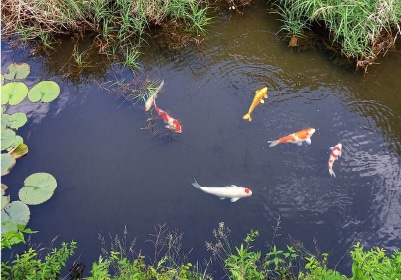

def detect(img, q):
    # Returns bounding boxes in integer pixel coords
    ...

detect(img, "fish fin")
[192,179,201,189]
[329,147,334,150]
[305,138,311,145]
[242,113,252,121]
[297,142,303,146]
[329,169,336,178]
[268,140,279,147]
[264,94,268,98]
[260,99,265,104]
[339,150,342,157]
[219,197,226,200]
[230,197,240,202]
[230,185,238,188]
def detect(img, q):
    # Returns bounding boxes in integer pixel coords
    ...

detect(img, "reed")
[274,0,401,69]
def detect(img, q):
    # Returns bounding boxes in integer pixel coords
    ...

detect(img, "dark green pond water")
[2,2,401,277]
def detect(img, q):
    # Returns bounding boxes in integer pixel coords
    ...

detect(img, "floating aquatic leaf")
[1,75,4,86]
[1,105,5,114]
[1,184,10,210]
[1,201,30,234]
[19,173,57,205]
[9,143,29,159]
[1,114,10,129]
[1,82,29,105]
[28,81,60,103]
[8,112,27,129]
[1,128,16,150]
[6,135,24,152]
[1,153,16,176]
[3,63,30,80]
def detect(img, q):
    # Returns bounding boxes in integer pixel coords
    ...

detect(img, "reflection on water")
[2,2,401,278]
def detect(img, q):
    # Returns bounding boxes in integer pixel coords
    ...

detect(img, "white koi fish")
[191,179,252,202]
[328,143,342,178]
[145,80,164,111]
[268,127,316,147]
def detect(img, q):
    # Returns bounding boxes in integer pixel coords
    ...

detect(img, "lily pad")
[6,135,24,152]
[1,114,10,129]
[1,128,16,151]
[9,143,29,159]
[19,173,57,205]
[1,184,10,210]
[8,112,27,129]
[1,82,29,105]
[1,201,30,234]
[3,63,30,80]
[1,153,16,176]
[1,75,4,86]
[28,81,60,103]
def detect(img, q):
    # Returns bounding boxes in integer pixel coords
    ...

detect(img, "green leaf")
[28,81,60,103]
[1,113,10,129]
[10,143,29,159]
[1,128,16,151]
[1,184,10,210]
[1,153,16,176]
[6,135,24,152]
[8,112,27,129]
[19,173,57,205]
[1,201,30,234]
[1,82,29,105]
[3,63,30,80]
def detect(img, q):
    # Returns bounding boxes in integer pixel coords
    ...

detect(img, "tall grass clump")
[1,0,212,71]
[274,0,401,70]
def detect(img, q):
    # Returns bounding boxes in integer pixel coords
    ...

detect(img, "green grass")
[2,222,401,279]
[273,0,401,69]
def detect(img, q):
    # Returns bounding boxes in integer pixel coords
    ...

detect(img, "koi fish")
[191,179,252,202]
[154,102,182,133]
[144,80,164,111]
[243,86,268,122]
[328,143,342,178]
[268,127,316,147]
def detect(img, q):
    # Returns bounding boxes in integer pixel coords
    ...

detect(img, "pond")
[2,2,401,277]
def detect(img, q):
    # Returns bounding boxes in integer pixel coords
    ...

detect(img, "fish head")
[307,128,316,137]
[172,119,182,133]
[256,87,268,99]
[243,187,252,197]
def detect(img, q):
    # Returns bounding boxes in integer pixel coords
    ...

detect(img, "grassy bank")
[2,222,400,279]
[273,0,401,71]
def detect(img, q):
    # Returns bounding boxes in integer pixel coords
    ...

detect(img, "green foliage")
[1,223,38,249]
[274,0,401,64]
[351,242,401,280]
[1,241,77,280]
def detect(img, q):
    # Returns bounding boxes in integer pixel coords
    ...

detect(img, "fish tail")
[242,113,252,122]
[268,140,279,147]
[328,168,336,178]
[192,178,201,189]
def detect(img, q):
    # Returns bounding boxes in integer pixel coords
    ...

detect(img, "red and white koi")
[191,179,252,202]
[328,143,342,178]
[154,102,182,133]
[268,127,316,147]
[145,80,165,111]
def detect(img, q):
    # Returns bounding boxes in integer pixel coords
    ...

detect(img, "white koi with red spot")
[191,179,252,202]
[328,143,342,178]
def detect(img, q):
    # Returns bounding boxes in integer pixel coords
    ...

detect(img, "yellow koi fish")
[242,86,268,122]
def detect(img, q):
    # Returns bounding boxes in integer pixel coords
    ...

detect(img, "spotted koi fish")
[328,143,342,178]
[154,102,182,133]
[268,127,316,147]
[191,179,252,202]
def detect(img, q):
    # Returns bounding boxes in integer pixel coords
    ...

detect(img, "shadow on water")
[2,1,401,278]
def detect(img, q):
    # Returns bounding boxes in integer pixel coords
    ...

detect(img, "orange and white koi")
[243,86,268,122]
[191,179,252,202]
[328,143,342,178]
[144,80,164,111]
[268,127,316,147]
[154,102,182,133]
